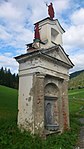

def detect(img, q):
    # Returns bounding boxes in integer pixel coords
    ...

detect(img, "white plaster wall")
[19,51,68,73]
[18,55,69,80]
[18,75,34,132]
[39,57,68,75]
[39,19,63,49]
[19,57,39,71]
[39,23,48,41]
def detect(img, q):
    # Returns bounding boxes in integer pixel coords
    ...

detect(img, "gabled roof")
[34,17,65,33]
[41,45,74,68]
[15,45,74,68]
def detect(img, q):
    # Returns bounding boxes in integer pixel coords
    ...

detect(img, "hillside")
[0,85,84,148]
[70,69,84,79]
[69,70,84,89]
[0,85,18,123]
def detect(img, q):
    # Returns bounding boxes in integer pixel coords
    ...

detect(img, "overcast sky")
[0,0,84,73]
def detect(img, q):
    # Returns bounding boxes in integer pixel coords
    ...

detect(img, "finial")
[46,2,55,20]
[34,23,40,41]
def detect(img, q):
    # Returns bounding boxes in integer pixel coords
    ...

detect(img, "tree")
[0,67,18,89]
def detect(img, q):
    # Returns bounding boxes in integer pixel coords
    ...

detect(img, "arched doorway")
[44,83,59,131]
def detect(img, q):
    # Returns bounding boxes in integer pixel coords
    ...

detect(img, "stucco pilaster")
[62,79,70,130]
[33,73,45,135]
[58,84,64,132]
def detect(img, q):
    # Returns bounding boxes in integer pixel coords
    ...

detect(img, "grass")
[0,85,18,124]
[0,85,84,149]
[69,88,84,117]
[69,72,84,89]
[69,88,84,99]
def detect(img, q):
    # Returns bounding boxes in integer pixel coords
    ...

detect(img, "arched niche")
[44,83,59,131]
[44,83,59,97]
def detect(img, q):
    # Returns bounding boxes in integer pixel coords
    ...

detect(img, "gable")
[42,46,74,68]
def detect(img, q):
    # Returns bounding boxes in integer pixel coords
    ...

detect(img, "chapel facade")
[15,3,74,136]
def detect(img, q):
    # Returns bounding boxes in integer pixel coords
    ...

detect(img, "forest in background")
[0,67,18,89]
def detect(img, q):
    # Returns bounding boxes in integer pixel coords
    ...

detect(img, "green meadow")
[0,85,18,124]
[69,88,84,117]
[0,85,84,149]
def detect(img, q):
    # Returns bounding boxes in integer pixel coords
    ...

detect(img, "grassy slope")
[0,85,84,149]
[0,85,18,124]
[70,70,84,79]
[69,88,84,117]
[69,72,84,89]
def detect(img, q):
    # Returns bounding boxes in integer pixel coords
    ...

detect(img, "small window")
[51,28,59,43]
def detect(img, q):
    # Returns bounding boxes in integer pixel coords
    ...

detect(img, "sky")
[0,0,84,74]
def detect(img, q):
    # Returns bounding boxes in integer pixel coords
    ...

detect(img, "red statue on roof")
[48,2,54,20]
[34,23,40,40]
